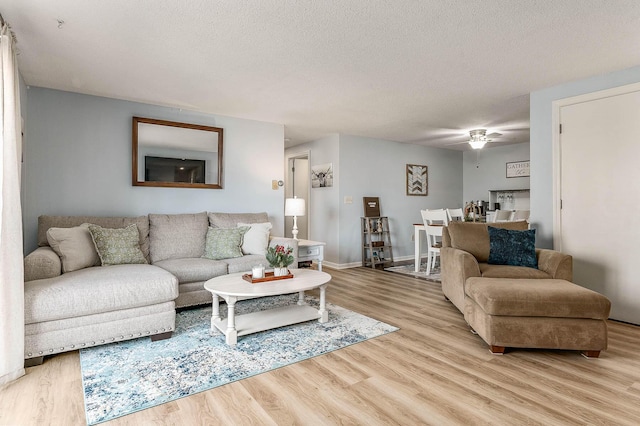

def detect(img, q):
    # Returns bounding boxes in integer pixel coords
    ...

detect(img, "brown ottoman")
[464,278,611,357]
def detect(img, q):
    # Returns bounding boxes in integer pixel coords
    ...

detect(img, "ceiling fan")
[441,128,506,149]
[467,129,503,149]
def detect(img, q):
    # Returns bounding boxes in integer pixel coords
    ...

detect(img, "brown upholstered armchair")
[440,221,610,357]
[441,221,573,312]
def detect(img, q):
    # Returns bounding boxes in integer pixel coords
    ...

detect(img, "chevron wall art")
[406,164,428,196]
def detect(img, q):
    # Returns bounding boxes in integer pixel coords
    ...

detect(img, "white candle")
[252,265,264,278]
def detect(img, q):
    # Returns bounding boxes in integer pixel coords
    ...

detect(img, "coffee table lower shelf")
[211,304,322,343]
[204,269,332,345]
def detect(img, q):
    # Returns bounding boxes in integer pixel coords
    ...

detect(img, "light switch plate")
[344,196,353,204]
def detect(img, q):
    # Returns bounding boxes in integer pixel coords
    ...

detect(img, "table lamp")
[285,196,306,240]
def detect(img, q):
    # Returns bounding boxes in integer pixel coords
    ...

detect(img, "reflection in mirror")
[132,117,223,189]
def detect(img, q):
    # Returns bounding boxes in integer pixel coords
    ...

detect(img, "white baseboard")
[320,254,417,270]
[322,261,360,270]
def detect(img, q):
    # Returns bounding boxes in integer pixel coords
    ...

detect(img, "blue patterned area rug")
[80,295,398,425]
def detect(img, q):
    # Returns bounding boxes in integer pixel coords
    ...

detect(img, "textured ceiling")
[3,1,640,150]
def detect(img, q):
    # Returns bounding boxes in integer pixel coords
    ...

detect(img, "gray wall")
[289,134,463,267]
[463,143,530,204]
[23,87,285,252]
[530,65,640,248]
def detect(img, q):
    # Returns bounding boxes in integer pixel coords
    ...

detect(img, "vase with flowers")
[266,244,295,276]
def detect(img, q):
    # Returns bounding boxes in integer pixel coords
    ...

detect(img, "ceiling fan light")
[469,140,487,149]
[469,128,488,149]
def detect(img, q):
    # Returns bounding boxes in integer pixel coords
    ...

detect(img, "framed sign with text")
[363,197,381,217]
[506,160,530,178]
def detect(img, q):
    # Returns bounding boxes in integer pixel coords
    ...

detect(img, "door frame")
[285,149,311,239]
[551,81,640,251]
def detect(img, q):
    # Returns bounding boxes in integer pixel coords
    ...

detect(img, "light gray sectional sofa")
[23,211,298,366]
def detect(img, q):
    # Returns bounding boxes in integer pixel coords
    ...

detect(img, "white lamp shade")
[285,197,306,216]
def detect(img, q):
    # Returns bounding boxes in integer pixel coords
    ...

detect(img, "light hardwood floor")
[2,267,640,425]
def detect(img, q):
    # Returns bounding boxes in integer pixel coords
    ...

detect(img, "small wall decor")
[363,197,380,217]
[406,164,428,196]
[506,160,530,178]
[311,163,333,188]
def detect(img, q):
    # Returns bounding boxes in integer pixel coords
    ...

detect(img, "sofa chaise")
[23,211,298,366]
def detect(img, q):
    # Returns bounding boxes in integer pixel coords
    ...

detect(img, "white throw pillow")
[46,224,101,273]
[237,222,272,255]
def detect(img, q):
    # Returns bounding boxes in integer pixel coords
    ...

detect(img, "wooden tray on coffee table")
[242,270,294,284]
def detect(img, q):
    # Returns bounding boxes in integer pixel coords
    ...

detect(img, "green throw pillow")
[88,224,148,266]
[202,226,250,260]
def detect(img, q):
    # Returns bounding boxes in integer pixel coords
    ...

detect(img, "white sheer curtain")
[0,21,24,385]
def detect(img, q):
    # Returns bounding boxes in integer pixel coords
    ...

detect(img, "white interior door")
[559,88,640,324]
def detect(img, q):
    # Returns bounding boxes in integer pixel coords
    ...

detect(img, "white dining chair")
[512,210,530,221]
[494,210,513,222]
[420,209,449,275]
[422,208,449,225]
[447,208,464,222]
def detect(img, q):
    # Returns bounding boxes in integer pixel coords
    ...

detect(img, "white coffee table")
[204,268,331,345]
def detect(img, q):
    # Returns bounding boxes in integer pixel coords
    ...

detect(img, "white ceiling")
[3,1,640,150]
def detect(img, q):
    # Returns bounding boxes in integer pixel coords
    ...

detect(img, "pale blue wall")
[290,134,463,266]
[29,63,638,260]
[286,134,340,263]
[23,87,285,252]
[463,143,530,204]
[339,135,463,265]
[530,65,640,248]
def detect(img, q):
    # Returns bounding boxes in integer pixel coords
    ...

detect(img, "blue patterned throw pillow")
[487,226,538,268]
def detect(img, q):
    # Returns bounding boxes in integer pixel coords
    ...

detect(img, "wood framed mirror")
[132,116,223,189]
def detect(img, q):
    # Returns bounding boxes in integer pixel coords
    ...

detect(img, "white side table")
[297,239,326,271]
